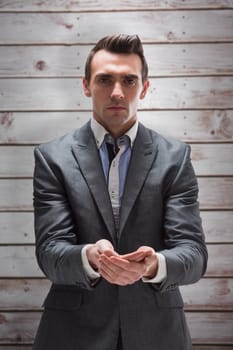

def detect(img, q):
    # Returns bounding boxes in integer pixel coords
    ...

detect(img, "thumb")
[96,239,115,254]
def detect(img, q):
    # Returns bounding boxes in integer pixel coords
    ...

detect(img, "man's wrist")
[81,244,101,280]
[142,253,167,283]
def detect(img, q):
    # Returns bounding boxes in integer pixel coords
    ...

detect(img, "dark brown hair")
[84,34,148,83]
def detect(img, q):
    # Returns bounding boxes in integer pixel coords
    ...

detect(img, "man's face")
[83,49,149,137]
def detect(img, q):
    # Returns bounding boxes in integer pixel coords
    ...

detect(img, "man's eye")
[123,78,137,86]
[98,77,113,85]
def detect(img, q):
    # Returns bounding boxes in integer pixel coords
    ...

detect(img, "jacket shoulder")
[140,123,189,155]
[34,121,91,157]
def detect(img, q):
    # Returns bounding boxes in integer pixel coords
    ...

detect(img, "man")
[33,34,208,350]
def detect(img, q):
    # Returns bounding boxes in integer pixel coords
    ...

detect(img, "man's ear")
[82,77,91,97]
[140,80,150,100]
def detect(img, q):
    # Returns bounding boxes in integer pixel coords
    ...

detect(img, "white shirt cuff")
[81,244,101,280]
[142,252,167,283]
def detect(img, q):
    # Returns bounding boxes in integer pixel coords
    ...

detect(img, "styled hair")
[84,34,148,83]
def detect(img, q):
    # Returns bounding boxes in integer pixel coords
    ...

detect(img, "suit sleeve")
[33,146,93,290]
[158,144,208,292]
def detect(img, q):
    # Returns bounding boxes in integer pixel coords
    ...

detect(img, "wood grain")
[198,177,233,210]
[1,44,233,77]
[201,211,233,243]
[0,0,233,11]
[205,245,233,277]
[0,212,35,244]
[0,279,50,310]
[0,11,233,44]
[190,144,233,176]
[0,77,233,111]
[0,312,39,344]
[0,246,42,277]
[0,2,232,349]
[0,146,34,177]
[0,180,33,211]
[187,312,233,344]
[181,278,233,311]
[1,110,233,144]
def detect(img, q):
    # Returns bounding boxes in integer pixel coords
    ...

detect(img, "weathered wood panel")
[0,279,50,310]
[0,0,233,11]
[1,144,233,177]
[0,311,232,344]
[0,312,39,344]
[1,77,233,111]
[0,3,232,349]
[0,212,34,244]
[181,278,233,311]
[0,112,88,144]
[201,211,233,243]
[1,110,233,144]
[1,210,232,245]
[0,11,233,44]
[191,144,233,176]
[1,44,233,77]
[0,180,32,211]
[1,278,232,311]
[139,110,233,142]
[0,146,34,178]
[0,246,42,277]
[0,244,232,277]
[187,312,233,344]
[198,177,233,210]
[1,178,232,211]
[206,245,233,277]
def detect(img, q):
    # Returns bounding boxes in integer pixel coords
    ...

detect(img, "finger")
[97,239,114,251]
[99,257,127,284]
[110,256,146,275]
[120,251,146,262]
[136,246,154,256]
[121,247,154,262]
[99,259,142,286]
[98,255,126,276]
[99,256,136,280]
[96,239,117,256]
[106,255,131,269]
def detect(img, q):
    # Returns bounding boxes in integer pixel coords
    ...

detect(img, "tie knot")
[105,134,130,164]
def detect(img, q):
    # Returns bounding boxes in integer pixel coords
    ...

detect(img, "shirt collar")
[91,118,138,149]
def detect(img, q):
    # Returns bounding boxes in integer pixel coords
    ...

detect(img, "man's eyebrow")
[124,74,139,79]
[95,73,139,79]
[95,73,112,78]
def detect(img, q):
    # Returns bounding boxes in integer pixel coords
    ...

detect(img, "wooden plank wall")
[0,0,233,348]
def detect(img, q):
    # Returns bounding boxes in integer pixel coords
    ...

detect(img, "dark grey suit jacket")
[33,121,207,350]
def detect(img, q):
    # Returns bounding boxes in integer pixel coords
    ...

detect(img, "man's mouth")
[107,105,126,110]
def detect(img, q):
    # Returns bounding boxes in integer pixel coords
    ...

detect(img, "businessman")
[33,34,208,350]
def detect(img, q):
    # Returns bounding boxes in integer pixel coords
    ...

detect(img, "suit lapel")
[119,123,158,235]
[71,122,116,240]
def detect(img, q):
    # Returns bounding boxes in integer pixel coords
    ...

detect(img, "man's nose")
[110,82,124,100]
